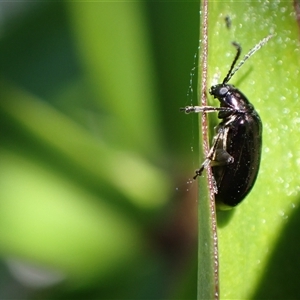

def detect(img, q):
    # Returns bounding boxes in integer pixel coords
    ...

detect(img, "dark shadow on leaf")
[251,197,300,299]
[217,208,236,228]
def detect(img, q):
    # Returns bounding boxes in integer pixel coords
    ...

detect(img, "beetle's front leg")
[180,106,233,114]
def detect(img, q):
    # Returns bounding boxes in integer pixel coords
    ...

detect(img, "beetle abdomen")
[213,113,262,208]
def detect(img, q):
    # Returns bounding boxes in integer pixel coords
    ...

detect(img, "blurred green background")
[0,2,199,299]
[2,1,300,300]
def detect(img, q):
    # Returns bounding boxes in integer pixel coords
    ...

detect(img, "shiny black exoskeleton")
[181,36,272,209]
[209,83,262,209]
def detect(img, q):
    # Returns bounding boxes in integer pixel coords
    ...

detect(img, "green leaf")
[199,2,300,299]
[67,1,162,159]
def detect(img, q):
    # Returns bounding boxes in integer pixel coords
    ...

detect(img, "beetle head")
[209,84,230,99]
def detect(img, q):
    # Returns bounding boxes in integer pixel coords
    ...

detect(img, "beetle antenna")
[223,34,273,84]
[222,42,241,84]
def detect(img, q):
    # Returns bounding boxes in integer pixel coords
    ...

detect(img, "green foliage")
[198,1,300,299]
[0,1,299,299]
[0,2,199,299]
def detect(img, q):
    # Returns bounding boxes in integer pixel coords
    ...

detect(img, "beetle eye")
[219,86,228,96]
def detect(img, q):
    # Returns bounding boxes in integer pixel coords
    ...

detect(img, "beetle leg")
[180,106,233,114]
[211,149,234,166]
[193,128,224,179]
[211,126,234,166]
[193,127,234,179]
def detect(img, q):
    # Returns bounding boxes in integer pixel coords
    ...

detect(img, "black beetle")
[181,35,272,209]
